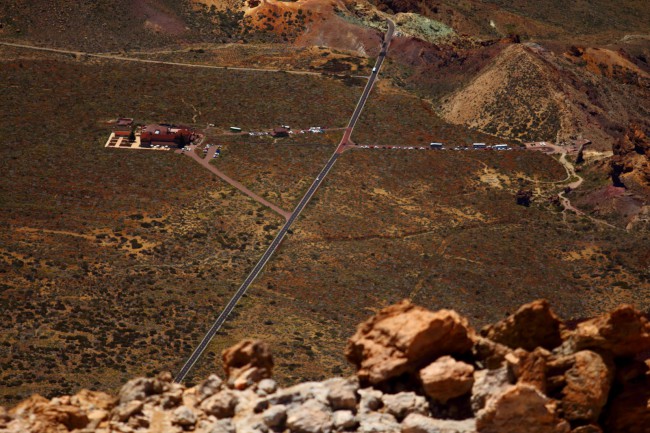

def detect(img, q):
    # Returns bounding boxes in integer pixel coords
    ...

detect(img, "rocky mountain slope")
[439,42,650,148]
[2,300,648,433]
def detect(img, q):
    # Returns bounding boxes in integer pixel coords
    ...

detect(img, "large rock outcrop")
[481,300,564,351]
[563,305,650,358]
[222,339,274,390]
[2,300,648,433]
[345,300,475,386]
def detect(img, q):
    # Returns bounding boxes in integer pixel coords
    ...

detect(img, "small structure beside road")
[116,117,134,127]
[272,126,290,137]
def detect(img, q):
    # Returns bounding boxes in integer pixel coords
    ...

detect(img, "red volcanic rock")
[482,300,564,351]
[222,339,273,389]
[560,351,613,423]
[566,305,650,358]
[476,384,570,433]
[419,356,475,403]
[473,336,512,369]
[7,394,93,433]
[345,300,475,385]
[506,347,550,394]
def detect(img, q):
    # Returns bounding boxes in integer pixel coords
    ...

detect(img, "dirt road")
[184,145,292,221]
[0,41,325,77]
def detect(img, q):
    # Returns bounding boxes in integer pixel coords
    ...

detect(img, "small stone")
[357,412,400,432]
[112,400,144,422]
[476,384,570,433]
[160,384,184,409]
[201,418,235,433]
[323,377,358,410]
[200,389,239,419]
[158,371,174,383]
[506,348,549,393]
[38,404,90,430]
[118,377,163,404]
[233,412,268,433]
[70,389,116,411]
[471,366,511,414]
[381,392,428,421]
[420,356,475,403]
[332,410,357,430]
[257,379,277,395]
[262,404,287,428]
[172,405,197,427]
[233,367,268,390]
[402,413,477,433]
[358,388,383,413]
[472,337,512,370]
[286,400,333,433]
[197,375,223,402]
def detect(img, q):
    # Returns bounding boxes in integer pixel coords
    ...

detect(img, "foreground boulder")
[419,356,475,403]
[558,351,613,423]
[481,300,564,351]
[476,384,570,433]
[505,347,550,393]
[222,339,274,389]
[565,305,650,358]
[345,300,475,385]
[2,300,649,433]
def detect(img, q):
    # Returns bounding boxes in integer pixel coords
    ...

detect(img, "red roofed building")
[140,124,194,147]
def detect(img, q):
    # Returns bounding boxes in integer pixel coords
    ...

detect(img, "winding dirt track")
[541,144,619,229]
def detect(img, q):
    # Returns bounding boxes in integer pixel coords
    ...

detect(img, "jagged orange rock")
[481,300,563,351]
[506,347,550,393]
[345,300,475,385]
[222,339,274,390]
[476,384,570,433]
[567,305,650,358]
[560,350,613,423]
[6,394,91,433]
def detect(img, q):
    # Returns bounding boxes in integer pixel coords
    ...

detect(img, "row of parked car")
[354,143,513,151]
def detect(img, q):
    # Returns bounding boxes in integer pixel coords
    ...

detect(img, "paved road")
[174,19,395,383]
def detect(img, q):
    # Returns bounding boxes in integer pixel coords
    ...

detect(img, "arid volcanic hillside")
[439,43,650,148]
[1,0,649,414]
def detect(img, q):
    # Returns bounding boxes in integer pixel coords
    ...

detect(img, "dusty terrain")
[2,300,649,433]
[1,0,649,410]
